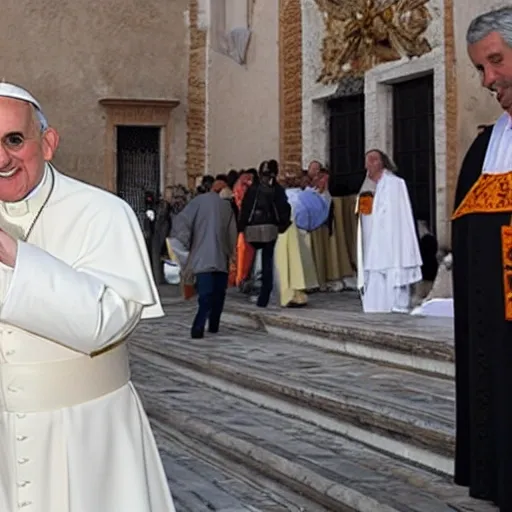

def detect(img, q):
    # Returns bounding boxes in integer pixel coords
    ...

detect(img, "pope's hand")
[0,230,18,267]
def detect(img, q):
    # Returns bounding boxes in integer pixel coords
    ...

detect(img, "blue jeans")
[192,271,229,333]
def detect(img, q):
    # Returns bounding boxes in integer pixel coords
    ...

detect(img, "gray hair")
[466,7,512,47]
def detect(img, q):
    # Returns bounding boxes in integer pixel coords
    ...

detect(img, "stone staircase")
[132,294,495,511]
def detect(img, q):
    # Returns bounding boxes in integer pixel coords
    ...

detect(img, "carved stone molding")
[99,98,180,192]
[334,77,364,97]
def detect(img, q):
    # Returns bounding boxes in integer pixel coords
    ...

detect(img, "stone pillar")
[279,0,303,174]
[186,0,208,189]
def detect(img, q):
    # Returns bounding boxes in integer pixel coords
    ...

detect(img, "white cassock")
[0,164,175,511]
[356,171,422,313]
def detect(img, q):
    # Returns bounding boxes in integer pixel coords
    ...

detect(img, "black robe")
[453,124,512,510]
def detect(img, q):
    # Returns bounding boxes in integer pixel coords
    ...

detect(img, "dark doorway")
[116,126,161,224]
[393,74,436,234]
[328,95,366,196]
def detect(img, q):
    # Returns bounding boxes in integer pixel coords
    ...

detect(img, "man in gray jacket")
[172,187,237,338]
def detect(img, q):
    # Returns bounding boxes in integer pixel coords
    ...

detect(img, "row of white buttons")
[16,424,32,509]
[1,328,32,510]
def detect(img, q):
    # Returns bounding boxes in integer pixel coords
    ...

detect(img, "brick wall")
[186,0,207,189]
[279,0,303,173]
[444,0,457,239]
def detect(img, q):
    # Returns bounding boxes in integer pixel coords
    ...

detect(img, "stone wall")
[301,0,337,168]
[279,0,303,172]
[0,0,190,188]
[186,0,208,188]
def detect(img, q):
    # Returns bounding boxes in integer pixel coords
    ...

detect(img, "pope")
[0,83,175,511]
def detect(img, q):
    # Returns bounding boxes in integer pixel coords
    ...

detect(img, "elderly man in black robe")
[452,7,512,510]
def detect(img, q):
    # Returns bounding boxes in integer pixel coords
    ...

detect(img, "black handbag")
[244,187,279,243]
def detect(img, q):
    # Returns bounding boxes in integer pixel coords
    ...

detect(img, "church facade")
[189,0,508,247]
[278,0,507,248]
[1,0,508,246]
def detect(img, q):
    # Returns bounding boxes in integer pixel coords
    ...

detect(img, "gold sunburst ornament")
[315,0,432,84]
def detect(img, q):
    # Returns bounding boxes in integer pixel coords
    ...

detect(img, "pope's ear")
[41,128,59,161]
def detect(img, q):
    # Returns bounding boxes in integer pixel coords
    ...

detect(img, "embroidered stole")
[452,171,512,320]
[356,175,377,215]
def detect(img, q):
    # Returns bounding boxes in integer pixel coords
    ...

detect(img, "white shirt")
[483,113,512,173]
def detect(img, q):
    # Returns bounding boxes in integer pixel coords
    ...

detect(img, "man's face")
[307,161,320,178]
[468,31,512,114]
[365,151,384,178]
[0,97,58,202]
[163,187,173,203]
[316,172,329,192]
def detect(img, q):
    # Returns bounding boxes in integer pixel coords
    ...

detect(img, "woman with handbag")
[239,161,291,307]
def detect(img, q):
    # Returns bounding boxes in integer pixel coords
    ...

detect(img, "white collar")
[482,112,512,173]
[0,164,50,217]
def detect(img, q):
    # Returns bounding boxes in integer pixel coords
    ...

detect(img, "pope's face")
[468,31,512,114]
[0,97,58,202]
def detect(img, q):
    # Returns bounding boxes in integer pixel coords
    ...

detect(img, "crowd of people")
[154,160,335,309]
[151,150,446,339]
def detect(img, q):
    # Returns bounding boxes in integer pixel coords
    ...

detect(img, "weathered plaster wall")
[0,0,190,188]
[207,0,279,174]
[453,1,508,170]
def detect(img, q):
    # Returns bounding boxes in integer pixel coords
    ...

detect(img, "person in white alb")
[0,83,175,511]
[356,149,423,313]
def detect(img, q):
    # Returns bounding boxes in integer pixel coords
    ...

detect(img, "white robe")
[356,171,422,313]
[0,165,175,511]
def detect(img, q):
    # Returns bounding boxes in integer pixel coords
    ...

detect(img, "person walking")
[239,161,291,307]
[172,186,237,338]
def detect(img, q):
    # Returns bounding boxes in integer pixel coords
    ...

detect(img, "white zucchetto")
[0,82,48,130]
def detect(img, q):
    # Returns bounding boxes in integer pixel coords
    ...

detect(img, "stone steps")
[131,350,494,512]
[152,420,325,511]
[133,326,454,475]
[221,294,454,379]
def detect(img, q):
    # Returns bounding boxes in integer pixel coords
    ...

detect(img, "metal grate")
[393,74,436,233]
[328,94,366,196]
[116,126,161,225]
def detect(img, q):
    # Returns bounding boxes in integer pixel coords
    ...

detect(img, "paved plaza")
[130,288,494,511]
